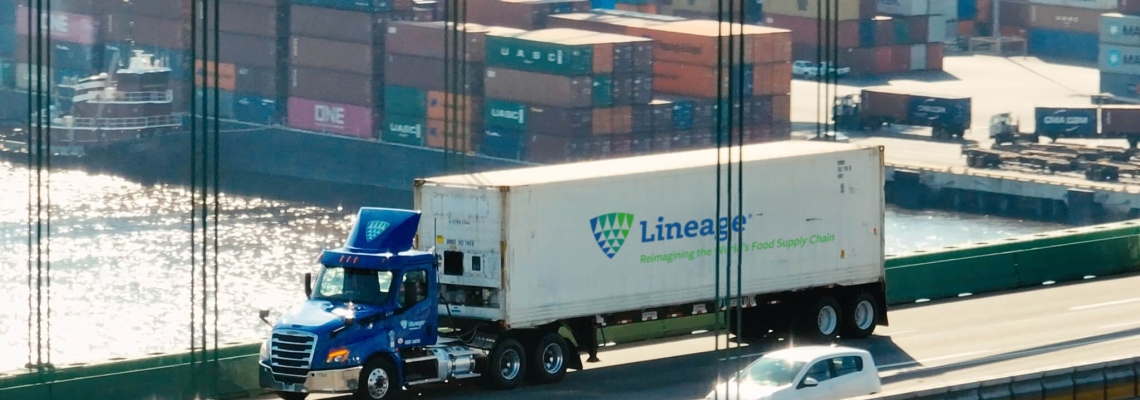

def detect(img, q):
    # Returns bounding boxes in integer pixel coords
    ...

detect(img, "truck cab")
[259,207,482,400]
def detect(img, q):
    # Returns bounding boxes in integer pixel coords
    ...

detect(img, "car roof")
[760,345,871,363]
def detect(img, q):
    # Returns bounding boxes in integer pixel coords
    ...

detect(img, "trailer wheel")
[797,296,843,343]
[842,292,879,339]
[527,332,569,384]
[355,357,402,400]
[275,392,308,400]
[484,337,527,390]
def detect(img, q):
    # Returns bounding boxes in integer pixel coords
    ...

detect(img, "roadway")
[256,272,1140,400]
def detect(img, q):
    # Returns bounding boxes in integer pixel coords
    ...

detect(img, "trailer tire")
[527,332,569,384]
[355,357,402,400]
[797,296,843,343]
[842,292,879,339]
[275,392,308,400]
[484,337,527,390]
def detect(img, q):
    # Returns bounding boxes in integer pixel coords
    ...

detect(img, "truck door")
[391,268,433,348]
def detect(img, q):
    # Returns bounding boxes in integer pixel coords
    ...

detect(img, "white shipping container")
[876,0,928,16]
[930,0,958,20]
[1029,0,1119,10]
[415,141,886,327]
[910,43,928,70]
[930,14,949,43]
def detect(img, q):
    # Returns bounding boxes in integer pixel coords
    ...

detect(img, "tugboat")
[0,50,183,169]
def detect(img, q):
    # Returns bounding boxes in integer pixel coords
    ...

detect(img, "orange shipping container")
[194,60,236,91]
[616,3,656,13]
[751,62,792,96]
[771,94,790,123]
[425,119,479,152]
[958,20,975,36]
[426,91,482,122]
[654,61,763,99]
[593,42,615,75]
[632,20,791,67]
[546,13,676,36]
[591,106,633,135]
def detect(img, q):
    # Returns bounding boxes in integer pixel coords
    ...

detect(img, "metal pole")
[993,0,1001,55]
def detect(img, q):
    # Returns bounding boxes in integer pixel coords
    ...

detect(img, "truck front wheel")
[528,331,569,384]
[356,357,401,400]
[484,337,527,390]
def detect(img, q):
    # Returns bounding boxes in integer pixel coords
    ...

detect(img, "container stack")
[193,0,288,124]
[287,1,405,139]
[479,28,656,162]
[456,0,592,30]
[876,0,971,43]
[1025,0,1116,62]
[1099,10,1140,98]
[384,22,519,151]
[100,0,196,109]
[763,0,946,76]
[653,0,763,24]
[16,2,104,92]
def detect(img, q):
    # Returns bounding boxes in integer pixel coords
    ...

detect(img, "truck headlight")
[260,340,270,361]
[327,347,350,364]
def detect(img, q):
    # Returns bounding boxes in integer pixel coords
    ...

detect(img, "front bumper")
[259,361,363,394]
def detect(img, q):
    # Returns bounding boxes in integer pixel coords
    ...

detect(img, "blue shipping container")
[234,95,277,125]
[591,0,617,8]
[104,42,189,78]
[480,128,526,160]
[957,0,976,22]
[0,24,13,58]
[905,94,971,127]
[1034,107,1098,138]
[50,42,101,73]
[672,101,693,130]
[0,0,14,25]
[291,0,393,13]
[859,20,876,48]
[1027,28,1097,62]
[1100,71,1140,99]
[196,88,236,120]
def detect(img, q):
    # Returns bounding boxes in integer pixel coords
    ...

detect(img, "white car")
[705,345,881,400]
[792,60,851,78]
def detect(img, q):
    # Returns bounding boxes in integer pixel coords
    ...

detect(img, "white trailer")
[412,140,888,387]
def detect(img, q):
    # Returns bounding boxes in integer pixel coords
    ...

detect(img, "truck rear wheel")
[527,331,568,384]
[484,337,526,390]
[356,357,401,400]
[797,296,842,343]
[842,292,878,339]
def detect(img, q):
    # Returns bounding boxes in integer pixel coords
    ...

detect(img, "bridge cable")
[24,0,55,375]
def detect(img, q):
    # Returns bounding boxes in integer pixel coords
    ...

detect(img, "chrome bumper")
[259,361,363,394]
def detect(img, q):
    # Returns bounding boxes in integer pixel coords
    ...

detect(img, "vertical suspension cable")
[211,0,222,393]
[815,0,822,139]
[189,0,200,391]
[733,0,745,377]
[712,0,725,394]
[44,0,53,368]
[24,0,34,371]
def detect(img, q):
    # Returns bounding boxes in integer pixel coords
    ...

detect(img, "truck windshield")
[312,266,394,305]
[739,358,806,387]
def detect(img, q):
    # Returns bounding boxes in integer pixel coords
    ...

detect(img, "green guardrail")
[5,219,1140,400]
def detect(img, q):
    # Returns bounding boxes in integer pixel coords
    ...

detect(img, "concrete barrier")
[6,219,1140,399]
[864,357,1140,400]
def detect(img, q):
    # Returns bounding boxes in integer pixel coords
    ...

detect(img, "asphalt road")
[256,272,1140,400]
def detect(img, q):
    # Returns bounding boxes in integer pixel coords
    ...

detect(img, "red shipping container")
[17,6,100,45]
[220,3,278,38]
[976,0,992,23]
[926,43,944,71]
[291,5,385,44]
[104,14,189,49]
[287,97,375,138]
[873,46,911,75]
[291,36,375,75]
[1000,0,1030,29]
[291,66,377,107]
[463,0,592,30]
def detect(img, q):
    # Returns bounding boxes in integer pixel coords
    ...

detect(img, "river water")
[0,160,1069,371]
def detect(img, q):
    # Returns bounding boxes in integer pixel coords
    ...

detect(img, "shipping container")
[485,67,593,107]
[196,88,237,119]
[480,127,526,159]
[762,14,862,48]
[218,32,279,69]
[287,97,375,138]
[462,0,592,30]
[1123,0,1140,15]
[14,63,84,91]
[1102,44,1140,76]
[17,40,101,73]
[0,25,11,57]
[103,0,190,18]
[385,85,429,117]
[234,95,278,125]
[910,43,927,70]
[860,89,911,121]
[1100,13,1140,48]
[1100,71,1140,98]
[1034,107,1098,138]
[291,66,377,107]
[219,3,279,38]
[1101,106,1140,134]
[227,0,280,7]
[635,20,791,67]
[384,53,485,93]
[0,1,16,25]
[291,5,385,44]
[427,91,482,121]
[386,22,513,62]
[235,66,278,98]
[291,36,374,75]
[591,105,634,135]
[959,0,978,20]
[383,114,428,145]
[906,93,971,127]
[1028,3,1101,33]
[17,6,100,46]
[485,28,652,76]
[195,60,237,91]
[486,98,595,135]
[927,42,944,70]
[104,14,188,49]
[546,12,675,35]
[652,61,755,98]
[1028,0,1118,10]
[877,0,928,17]
[1029,28,1097,61]
[425,118,480,152]
[292,0,393,12]
[874,45,912,74]
[763,0,875,21]
[928,14,947,43]
[1001,0,1031,28]
[931,0,960,20]
[752,62,792,96]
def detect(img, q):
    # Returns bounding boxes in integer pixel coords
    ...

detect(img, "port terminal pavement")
[789,54,1139,226]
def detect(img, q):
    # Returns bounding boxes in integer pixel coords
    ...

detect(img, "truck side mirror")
[304,273,313,299]
[258,309,273,327]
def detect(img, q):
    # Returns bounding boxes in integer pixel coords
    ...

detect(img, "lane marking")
[1070,297,1140,311]
[877,350,991,370]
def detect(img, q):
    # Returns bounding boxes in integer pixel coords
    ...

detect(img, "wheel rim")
[817,305,838,336]
[499,348,522,381]
[541,342,565,375]
[854,300,875,330]
[367,367,390,399]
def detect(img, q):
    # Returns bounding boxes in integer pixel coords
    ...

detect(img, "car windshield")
[738,357,806,387]
[312,266,394,305]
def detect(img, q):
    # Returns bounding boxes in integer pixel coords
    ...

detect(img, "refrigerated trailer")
[258,141,889,400]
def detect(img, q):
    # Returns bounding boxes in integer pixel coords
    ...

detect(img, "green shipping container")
[484,98,528,130]
[893,19,911,45]
[593,75,613,107]
[383,114,426,146]
[384,85,427,119]
[485,34,595,76]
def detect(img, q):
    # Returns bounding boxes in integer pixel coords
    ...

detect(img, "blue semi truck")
[258,142,889,399]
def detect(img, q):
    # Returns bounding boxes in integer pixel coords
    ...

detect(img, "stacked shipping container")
[1100,11,1140,98]
[1024,0,1117,61]
[764,0,946,76]
[16,2,103,92]
[194,0,287,123]
[457,0,592,30]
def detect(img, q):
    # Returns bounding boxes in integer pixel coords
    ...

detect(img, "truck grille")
[269,331,317,384]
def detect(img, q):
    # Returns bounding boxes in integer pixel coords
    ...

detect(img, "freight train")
[832,89,972,140]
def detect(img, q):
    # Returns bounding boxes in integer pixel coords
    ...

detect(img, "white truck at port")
[261,141,889,400]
